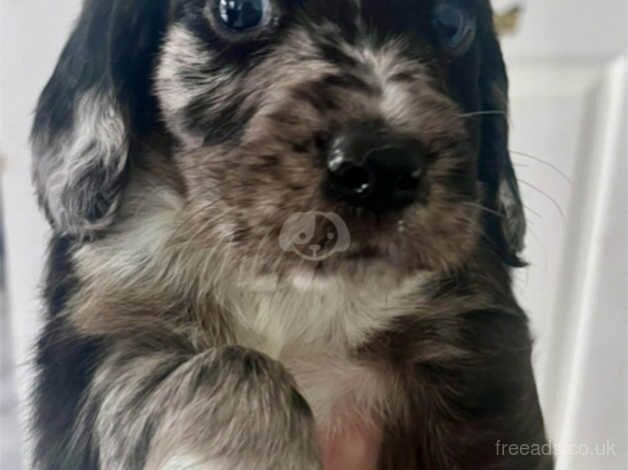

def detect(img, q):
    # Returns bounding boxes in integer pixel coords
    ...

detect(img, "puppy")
[31,1,552,469]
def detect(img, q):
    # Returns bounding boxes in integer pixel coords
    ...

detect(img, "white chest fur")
[283,351,388,433]
[226,270,424,355]
[222,271,424,436]
[284,351,386,470]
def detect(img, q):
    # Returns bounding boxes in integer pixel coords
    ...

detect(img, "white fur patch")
[228,271,425,356]
[162,455,229,470]
[73,175,184,284]
[286,352,388,431]
[33,89,128,234]
[223,269,428,437]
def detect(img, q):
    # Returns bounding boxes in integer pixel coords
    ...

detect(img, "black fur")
[32,237,101,470]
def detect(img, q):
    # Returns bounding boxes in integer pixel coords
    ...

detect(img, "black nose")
[326,130,425,212]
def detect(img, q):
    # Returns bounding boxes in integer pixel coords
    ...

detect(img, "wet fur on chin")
[30,1,551,469]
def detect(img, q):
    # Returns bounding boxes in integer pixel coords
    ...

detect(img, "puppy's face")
[159,0,488,278]
[33,0,526,281]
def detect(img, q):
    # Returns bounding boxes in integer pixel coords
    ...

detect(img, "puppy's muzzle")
[326,128,426,213]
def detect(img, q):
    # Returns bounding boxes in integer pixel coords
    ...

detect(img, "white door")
[495,1,627,468]
[1,1,626,469]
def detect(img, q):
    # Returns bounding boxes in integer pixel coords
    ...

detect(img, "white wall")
[1,3,82,468]
[496,2,627,468]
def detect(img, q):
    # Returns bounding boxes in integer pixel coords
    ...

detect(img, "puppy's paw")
[214,346,323,470]
[147,346,322,470]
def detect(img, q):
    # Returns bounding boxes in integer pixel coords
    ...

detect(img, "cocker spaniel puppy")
[31,1,552,469]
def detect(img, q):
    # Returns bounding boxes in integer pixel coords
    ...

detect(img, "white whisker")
[458,110,508,118]
[510,149,572,184]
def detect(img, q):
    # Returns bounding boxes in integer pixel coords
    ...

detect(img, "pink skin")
[319,418,382,470]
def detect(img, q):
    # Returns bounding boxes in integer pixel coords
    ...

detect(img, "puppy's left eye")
[432,2,476,56]
[214,0,270,31]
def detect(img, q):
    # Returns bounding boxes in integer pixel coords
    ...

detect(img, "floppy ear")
[31,0,169,237]
[477,4,526,266]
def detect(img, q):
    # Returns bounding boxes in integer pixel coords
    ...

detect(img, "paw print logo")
[279,212,350,261]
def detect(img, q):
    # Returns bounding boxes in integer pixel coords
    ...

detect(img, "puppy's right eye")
[213,0,270,32]
[432,2,476,56]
